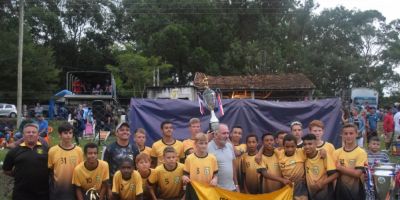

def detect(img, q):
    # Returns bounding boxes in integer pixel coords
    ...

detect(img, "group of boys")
[2,117,391,200]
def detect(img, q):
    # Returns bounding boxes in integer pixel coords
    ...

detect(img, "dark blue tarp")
[129,98,343,147]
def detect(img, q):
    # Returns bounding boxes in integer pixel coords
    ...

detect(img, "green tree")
[106,46,172,98]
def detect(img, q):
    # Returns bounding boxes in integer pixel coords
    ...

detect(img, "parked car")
[0,103,17,118]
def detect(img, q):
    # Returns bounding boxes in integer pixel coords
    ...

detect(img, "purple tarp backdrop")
[129,98,343,148]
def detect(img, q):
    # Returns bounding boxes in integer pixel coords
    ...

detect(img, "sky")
[315,0,399,96]
[315,0,399,22]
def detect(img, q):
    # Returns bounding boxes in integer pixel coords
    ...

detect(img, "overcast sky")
[315,0,399,22]
[314,0,399,95]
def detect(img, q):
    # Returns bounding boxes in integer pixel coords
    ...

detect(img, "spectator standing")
[367,107,379,139]
[207,123,239,191]
[393,107,400,144]
[37,113,49,138]
[72,78,82,94]
[2,123,49,200]
[34,102,44,115]
[383,107,394,149]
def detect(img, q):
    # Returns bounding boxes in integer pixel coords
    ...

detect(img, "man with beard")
[103,122,139,199]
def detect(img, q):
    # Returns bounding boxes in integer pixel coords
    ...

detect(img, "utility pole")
[17,0,24,127]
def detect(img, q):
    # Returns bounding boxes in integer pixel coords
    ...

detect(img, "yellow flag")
[189,181,293,200]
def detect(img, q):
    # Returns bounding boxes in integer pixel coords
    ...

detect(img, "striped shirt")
[367,150,389,166]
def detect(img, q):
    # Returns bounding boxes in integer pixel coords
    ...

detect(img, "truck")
[64,71,117,107]
[351,87,379,109]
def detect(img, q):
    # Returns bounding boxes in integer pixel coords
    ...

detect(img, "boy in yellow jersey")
[277,134,308,200]
[182,132,218,186]
[48,122,84,200]
[150,120,184,167]
[112,158,143,200]
[333,123,367,200]
[148,147,185,200]
[134,128,152,156]
[242,134,262,194]
[275,131,287,151]
[182,118,201,156]
[72,143,109,200]
[259,133,286,193]
[302,134,337,200]
[230,125,246,190]
[136,153,153,200]
[308,120,335,156]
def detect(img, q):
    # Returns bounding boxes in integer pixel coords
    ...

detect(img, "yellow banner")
[190,181,293,200]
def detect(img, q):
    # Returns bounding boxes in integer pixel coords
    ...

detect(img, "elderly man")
[3,123,49,200]
[207,123,239,192]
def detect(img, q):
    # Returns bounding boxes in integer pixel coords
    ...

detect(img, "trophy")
[202,87,219,132]
[200,76,220,132]
[373,163,396,200]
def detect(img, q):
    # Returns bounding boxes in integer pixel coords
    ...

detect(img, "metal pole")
[17,0,24,127]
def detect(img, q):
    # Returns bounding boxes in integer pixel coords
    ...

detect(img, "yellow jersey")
[233,143,246,189]
[276,148,306,182]
[260,152,283,193]
[148,163,184,199]
[112,170,143,200]
[333,146,367,199]
[139,169,154,200]
[48,145,84,196]
[242,153,262,194]
[184,153,218,184]
[139,146,152,156]
[305,151,336,200]
[317,141,335,156]
[72,160,109,192]
[183,139,195,155]
[150,139,184,166]
[276,149,307,199]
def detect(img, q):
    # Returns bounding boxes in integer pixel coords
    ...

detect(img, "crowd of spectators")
[72,78,112,95]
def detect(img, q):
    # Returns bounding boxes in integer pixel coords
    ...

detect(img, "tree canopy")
[0,0,399,103]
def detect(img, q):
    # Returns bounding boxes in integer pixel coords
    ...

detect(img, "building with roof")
[193,72,315,101]
[146,72,315,101]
